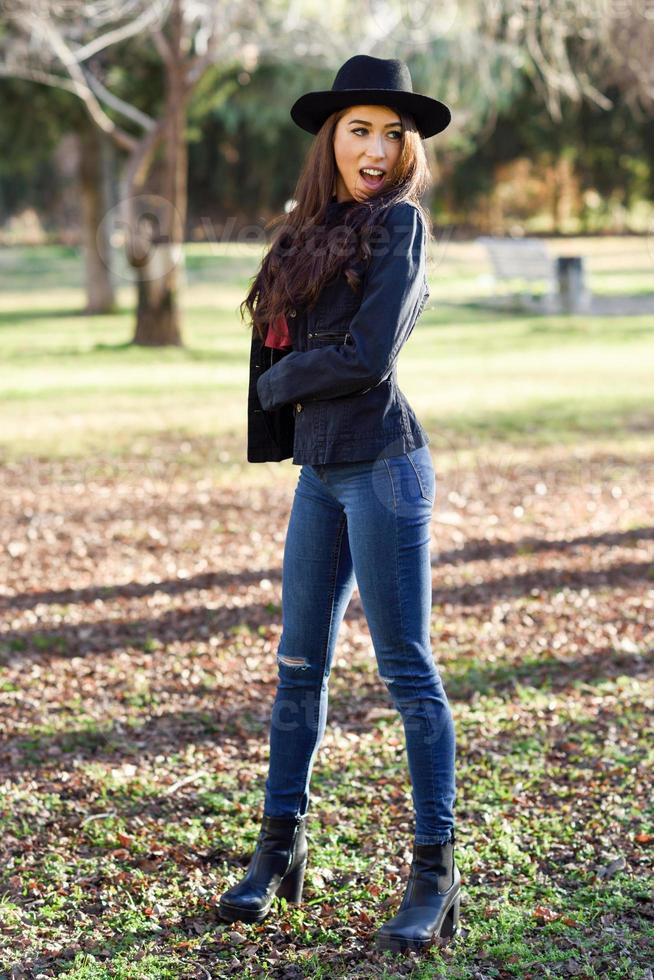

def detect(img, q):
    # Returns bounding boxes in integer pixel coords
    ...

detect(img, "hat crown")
[331,55,413,94]
[289,53,451,139]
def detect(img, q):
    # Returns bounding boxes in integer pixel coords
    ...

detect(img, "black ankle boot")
[218,813,308,924]
[375,833,461,953]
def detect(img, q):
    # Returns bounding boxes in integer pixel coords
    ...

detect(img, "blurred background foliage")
[1,44,652,244]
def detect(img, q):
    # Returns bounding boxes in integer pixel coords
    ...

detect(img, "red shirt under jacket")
[264,312,292,349]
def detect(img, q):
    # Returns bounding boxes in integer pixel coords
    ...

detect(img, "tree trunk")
[79,124,115,314]
[134,281,179,344]
[130,175,185,346]
[131,0,187,347]
[133,241,184,345]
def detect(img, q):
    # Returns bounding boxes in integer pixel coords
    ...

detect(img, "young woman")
[219,54,460,954]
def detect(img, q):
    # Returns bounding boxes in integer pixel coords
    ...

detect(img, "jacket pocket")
[307,329,352,348]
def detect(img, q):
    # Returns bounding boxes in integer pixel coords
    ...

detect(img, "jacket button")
[289,309,297,317]
[296,403,303,412]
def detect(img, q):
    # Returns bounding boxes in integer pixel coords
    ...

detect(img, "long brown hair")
[241,105,433,341]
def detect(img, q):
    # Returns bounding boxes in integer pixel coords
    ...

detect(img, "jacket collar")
[325,195,355,222]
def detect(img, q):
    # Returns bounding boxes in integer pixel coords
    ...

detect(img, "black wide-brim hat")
[290,54,451,139]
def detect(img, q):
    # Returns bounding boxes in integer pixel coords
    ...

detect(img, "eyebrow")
[347,118,402,128]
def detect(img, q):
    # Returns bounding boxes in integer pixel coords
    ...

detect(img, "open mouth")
[359,168,385,189]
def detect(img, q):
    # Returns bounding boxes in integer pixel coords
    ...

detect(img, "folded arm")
[256,202,428,410]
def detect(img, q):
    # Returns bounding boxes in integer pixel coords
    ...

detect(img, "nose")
[365,132,386,160]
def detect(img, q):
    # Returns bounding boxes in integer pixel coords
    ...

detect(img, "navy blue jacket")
[247,199,430,465]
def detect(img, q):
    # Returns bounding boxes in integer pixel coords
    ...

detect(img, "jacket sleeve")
[256,202,428,410]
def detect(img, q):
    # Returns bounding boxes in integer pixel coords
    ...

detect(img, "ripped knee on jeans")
[278,654,310,669]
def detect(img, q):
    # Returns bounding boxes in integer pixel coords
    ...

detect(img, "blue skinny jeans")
[263,445,456,844]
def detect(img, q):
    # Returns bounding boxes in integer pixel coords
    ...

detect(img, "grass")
[0,236,653,476]
[0,238,653,978]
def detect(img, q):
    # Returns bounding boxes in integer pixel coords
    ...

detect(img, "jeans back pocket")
[406,446,436,503]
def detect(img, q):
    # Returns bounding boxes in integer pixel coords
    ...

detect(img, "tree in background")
[1,0,652,341]
[0,76,116,312]
[0,0,385,346]
[1,0,255,345]
[402,1,654,232]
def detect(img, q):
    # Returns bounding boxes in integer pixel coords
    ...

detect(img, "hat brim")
[290,88,451,139]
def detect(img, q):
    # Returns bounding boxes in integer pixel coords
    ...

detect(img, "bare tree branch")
[123,117,166,194]
[12,8,137,150]
[150,26,175,71]
[84,67,156,130]
[0,63,78,94]
[73,0,171,63]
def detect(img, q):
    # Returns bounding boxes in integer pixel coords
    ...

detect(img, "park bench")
[477,236,591,313]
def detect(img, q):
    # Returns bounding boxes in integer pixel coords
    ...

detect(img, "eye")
[351,127,402,140]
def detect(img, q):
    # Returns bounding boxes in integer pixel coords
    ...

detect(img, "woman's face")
[332,104,403,203]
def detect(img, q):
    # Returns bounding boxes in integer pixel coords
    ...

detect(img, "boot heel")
[440,892,460,938]
[276,859,307,903]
